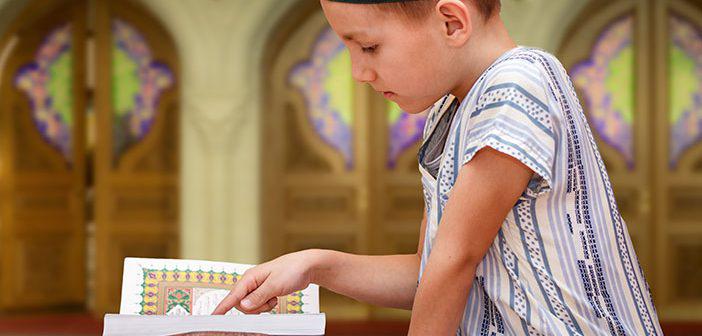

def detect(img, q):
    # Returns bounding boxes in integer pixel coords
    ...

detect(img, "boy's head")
[320,0,509,113]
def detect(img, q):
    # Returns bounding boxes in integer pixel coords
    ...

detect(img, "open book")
[103,258,325,336]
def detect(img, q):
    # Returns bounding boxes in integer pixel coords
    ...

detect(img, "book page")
[103,314,326,336]
[119,258,319,316]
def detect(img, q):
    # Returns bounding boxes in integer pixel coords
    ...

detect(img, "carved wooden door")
[0,0,87,310]
[652,0,702,321]
[92,0,180,314]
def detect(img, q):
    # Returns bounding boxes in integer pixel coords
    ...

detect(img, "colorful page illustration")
[119,258,319,316]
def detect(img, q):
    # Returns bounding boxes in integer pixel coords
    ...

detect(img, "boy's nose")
[351,65,376,83]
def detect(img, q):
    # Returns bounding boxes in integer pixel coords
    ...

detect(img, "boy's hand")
[211,250,318,315]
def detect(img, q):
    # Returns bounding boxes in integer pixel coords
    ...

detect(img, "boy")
[214,0,663,334]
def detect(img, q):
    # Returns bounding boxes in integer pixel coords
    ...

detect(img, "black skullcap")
[329,0,416,3]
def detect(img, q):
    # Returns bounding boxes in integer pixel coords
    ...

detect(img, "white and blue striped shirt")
[417,47,662,335]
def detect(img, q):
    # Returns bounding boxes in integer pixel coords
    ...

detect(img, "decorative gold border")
[139,268,304,315]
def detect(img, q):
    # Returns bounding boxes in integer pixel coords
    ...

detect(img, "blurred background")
[0,0,700,335]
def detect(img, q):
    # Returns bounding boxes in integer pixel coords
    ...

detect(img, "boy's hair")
[375,0,501,22]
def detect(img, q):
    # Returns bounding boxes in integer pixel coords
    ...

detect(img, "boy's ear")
[435,0,472,47]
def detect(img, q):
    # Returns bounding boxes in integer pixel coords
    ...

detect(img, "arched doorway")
[558,0,702,321]
[261,1,426,320]
[0,0,180,315]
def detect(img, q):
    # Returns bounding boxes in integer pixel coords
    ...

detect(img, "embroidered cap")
[328,0,417,3]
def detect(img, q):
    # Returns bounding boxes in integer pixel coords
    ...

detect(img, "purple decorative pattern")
[571,15,635,169]
[387,101,426,168]
[289,27,354,169]
[669,14,702,168]
[14,24,73,164]
[112,18,174,161]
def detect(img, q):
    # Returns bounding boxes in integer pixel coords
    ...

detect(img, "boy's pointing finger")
[240,281,277,312]
[212,289,241,315]
[212,276,252,315]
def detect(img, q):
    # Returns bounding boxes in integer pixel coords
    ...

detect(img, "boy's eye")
[361,44,378,54]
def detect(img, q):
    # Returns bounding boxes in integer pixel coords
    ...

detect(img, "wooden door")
[0,0,87,310]
[559,0,702,322]
[262,3,425,320]
[92,0,180,314]
[652,0,702,321]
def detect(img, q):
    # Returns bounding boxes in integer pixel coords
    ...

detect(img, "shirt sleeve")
[460,63,558,197]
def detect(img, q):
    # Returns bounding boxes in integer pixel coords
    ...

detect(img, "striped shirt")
[417,47,662,335]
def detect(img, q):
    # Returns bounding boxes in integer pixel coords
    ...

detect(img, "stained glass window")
[387,101,426,168]
[289,27,354,169]
[571,15,635,170]
[669,14,702,168]
[112,18,174,161]
[15,24,73,164]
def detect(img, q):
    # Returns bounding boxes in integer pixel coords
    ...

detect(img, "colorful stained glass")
[112,19,174,160]
[669,14,702,168]
[14,24,73,164]
[571,15,635,170]
[289,27,354,169]
[387,101,426,168]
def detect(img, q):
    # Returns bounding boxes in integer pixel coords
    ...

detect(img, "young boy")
[214,0,663,334]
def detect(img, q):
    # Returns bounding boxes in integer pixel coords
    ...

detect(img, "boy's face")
[321,0,459,114]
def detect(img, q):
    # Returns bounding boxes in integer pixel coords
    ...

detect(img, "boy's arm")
[311,209,427,310]
[214,212,427,314]
[408,147,533,335]
[312,251,419,310]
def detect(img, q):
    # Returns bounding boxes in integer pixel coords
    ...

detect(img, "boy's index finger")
[212,277,249,315]
[212,290,238,315]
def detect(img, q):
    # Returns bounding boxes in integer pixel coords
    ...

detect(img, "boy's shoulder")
[503,47,560,70]
[423,48,564,134]
[475,47,567,106]
[485,47,558,86]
